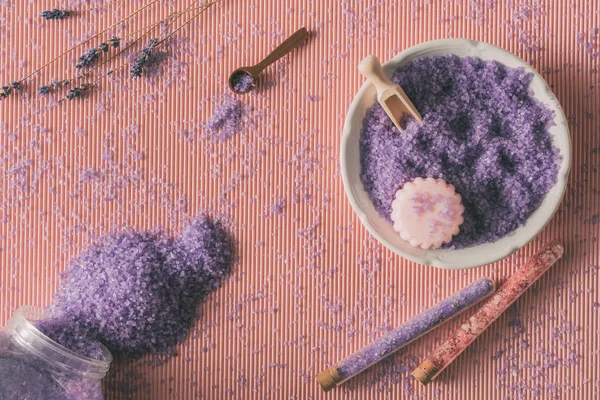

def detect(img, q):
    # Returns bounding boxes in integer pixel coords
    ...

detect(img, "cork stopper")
[316,366,341,392]
[411,359,437,386]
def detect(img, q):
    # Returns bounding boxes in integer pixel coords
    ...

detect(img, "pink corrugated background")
[1,0,599,399]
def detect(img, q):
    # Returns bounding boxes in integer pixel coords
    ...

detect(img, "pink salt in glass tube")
[412,240,564,385]
[316,277,496,392]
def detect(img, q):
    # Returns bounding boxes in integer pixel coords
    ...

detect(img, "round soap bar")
[391,178,464,249]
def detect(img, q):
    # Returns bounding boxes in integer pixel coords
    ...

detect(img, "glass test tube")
[317,277,496,392]
[412,240,564,385]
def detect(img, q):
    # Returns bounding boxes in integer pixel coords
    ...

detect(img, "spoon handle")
[358,55,393,100]
[256,27,309,72]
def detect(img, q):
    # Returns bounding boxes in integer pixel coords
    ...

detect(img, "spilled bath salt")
[41,215,235,359]
[360,55,560,248]
[206,97,244,141]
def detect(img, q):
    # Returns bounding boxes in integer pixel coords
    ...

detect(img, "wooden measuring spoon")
[358,55,423,131]
[229,27,310,94]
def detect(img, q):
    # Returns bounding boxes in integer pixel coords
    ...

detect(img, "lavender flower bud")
[130,39,159,78]
[66,89,79,100]
[66,84,89,100]
[40,9,72,20]
[0,81,23,99]
[0,86,11,99]
[53,79,70,88]
[108,37,120,48]
[99,43,109,53]
[38,85,53,95]
[76,48,102,69]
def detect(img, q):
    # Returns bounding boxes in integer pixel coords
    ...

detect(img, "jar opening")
[4,306,111,380]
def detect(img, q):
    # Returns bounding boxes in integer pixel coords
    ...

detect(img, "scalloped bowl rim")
[340,39,571,270]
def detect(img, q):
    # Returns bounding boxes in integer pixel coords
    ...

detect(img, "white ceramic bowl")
[341,39,571,270]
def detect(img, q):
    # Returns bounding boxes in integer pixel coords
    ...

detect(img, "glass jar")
[0,306,112,400]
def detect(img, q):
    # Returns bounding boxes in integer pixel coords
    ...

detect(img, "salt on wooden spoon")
[358,55,423,131]
[229,27,310,94]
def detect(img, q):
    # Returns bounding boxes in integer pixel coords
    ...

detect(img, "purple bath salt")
[230,70,255,93]
[206,97,244,141]
[0,356,71,399]
[36,316,104,360]
[360,55,561,248]
[0,355,105,400]
[316,277,495,391]
[42,215,235,359]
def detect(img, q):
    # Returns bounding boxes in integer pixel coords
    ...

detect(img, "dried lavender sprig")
[76,36,122,69]
[76,48,103,69]
[100,0,204,80]
[40,0,126,20]
[130,39,158,78]
[57,1,218,101]
[0,81,21,100]
[40,9,72,20]
[38,79,71,96]
[129,0,218,78]
[67,23,166,91]
[56,28,158,101]
[40,6,206,92]
[16,0,160,85]
[65,84,91,100]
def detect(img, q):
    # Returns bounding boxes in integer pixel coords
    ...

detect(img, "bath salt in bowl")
[341,39,570,269]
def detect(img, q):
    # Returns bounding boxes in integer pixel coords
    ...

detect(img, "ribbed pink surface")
[0,1,598,399]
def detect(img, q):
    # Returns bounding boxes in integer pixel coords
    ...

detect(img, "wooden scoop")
[228,27,310,94]
[358,55,422,131]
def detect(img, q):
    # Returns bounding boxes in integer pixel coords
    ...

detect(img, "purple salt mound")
[231,71,255,93]
[206,97,244,141]
[360,55,560,248]
[43,215,235,359]
[335,277,495,381]
[36,316,104,360]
